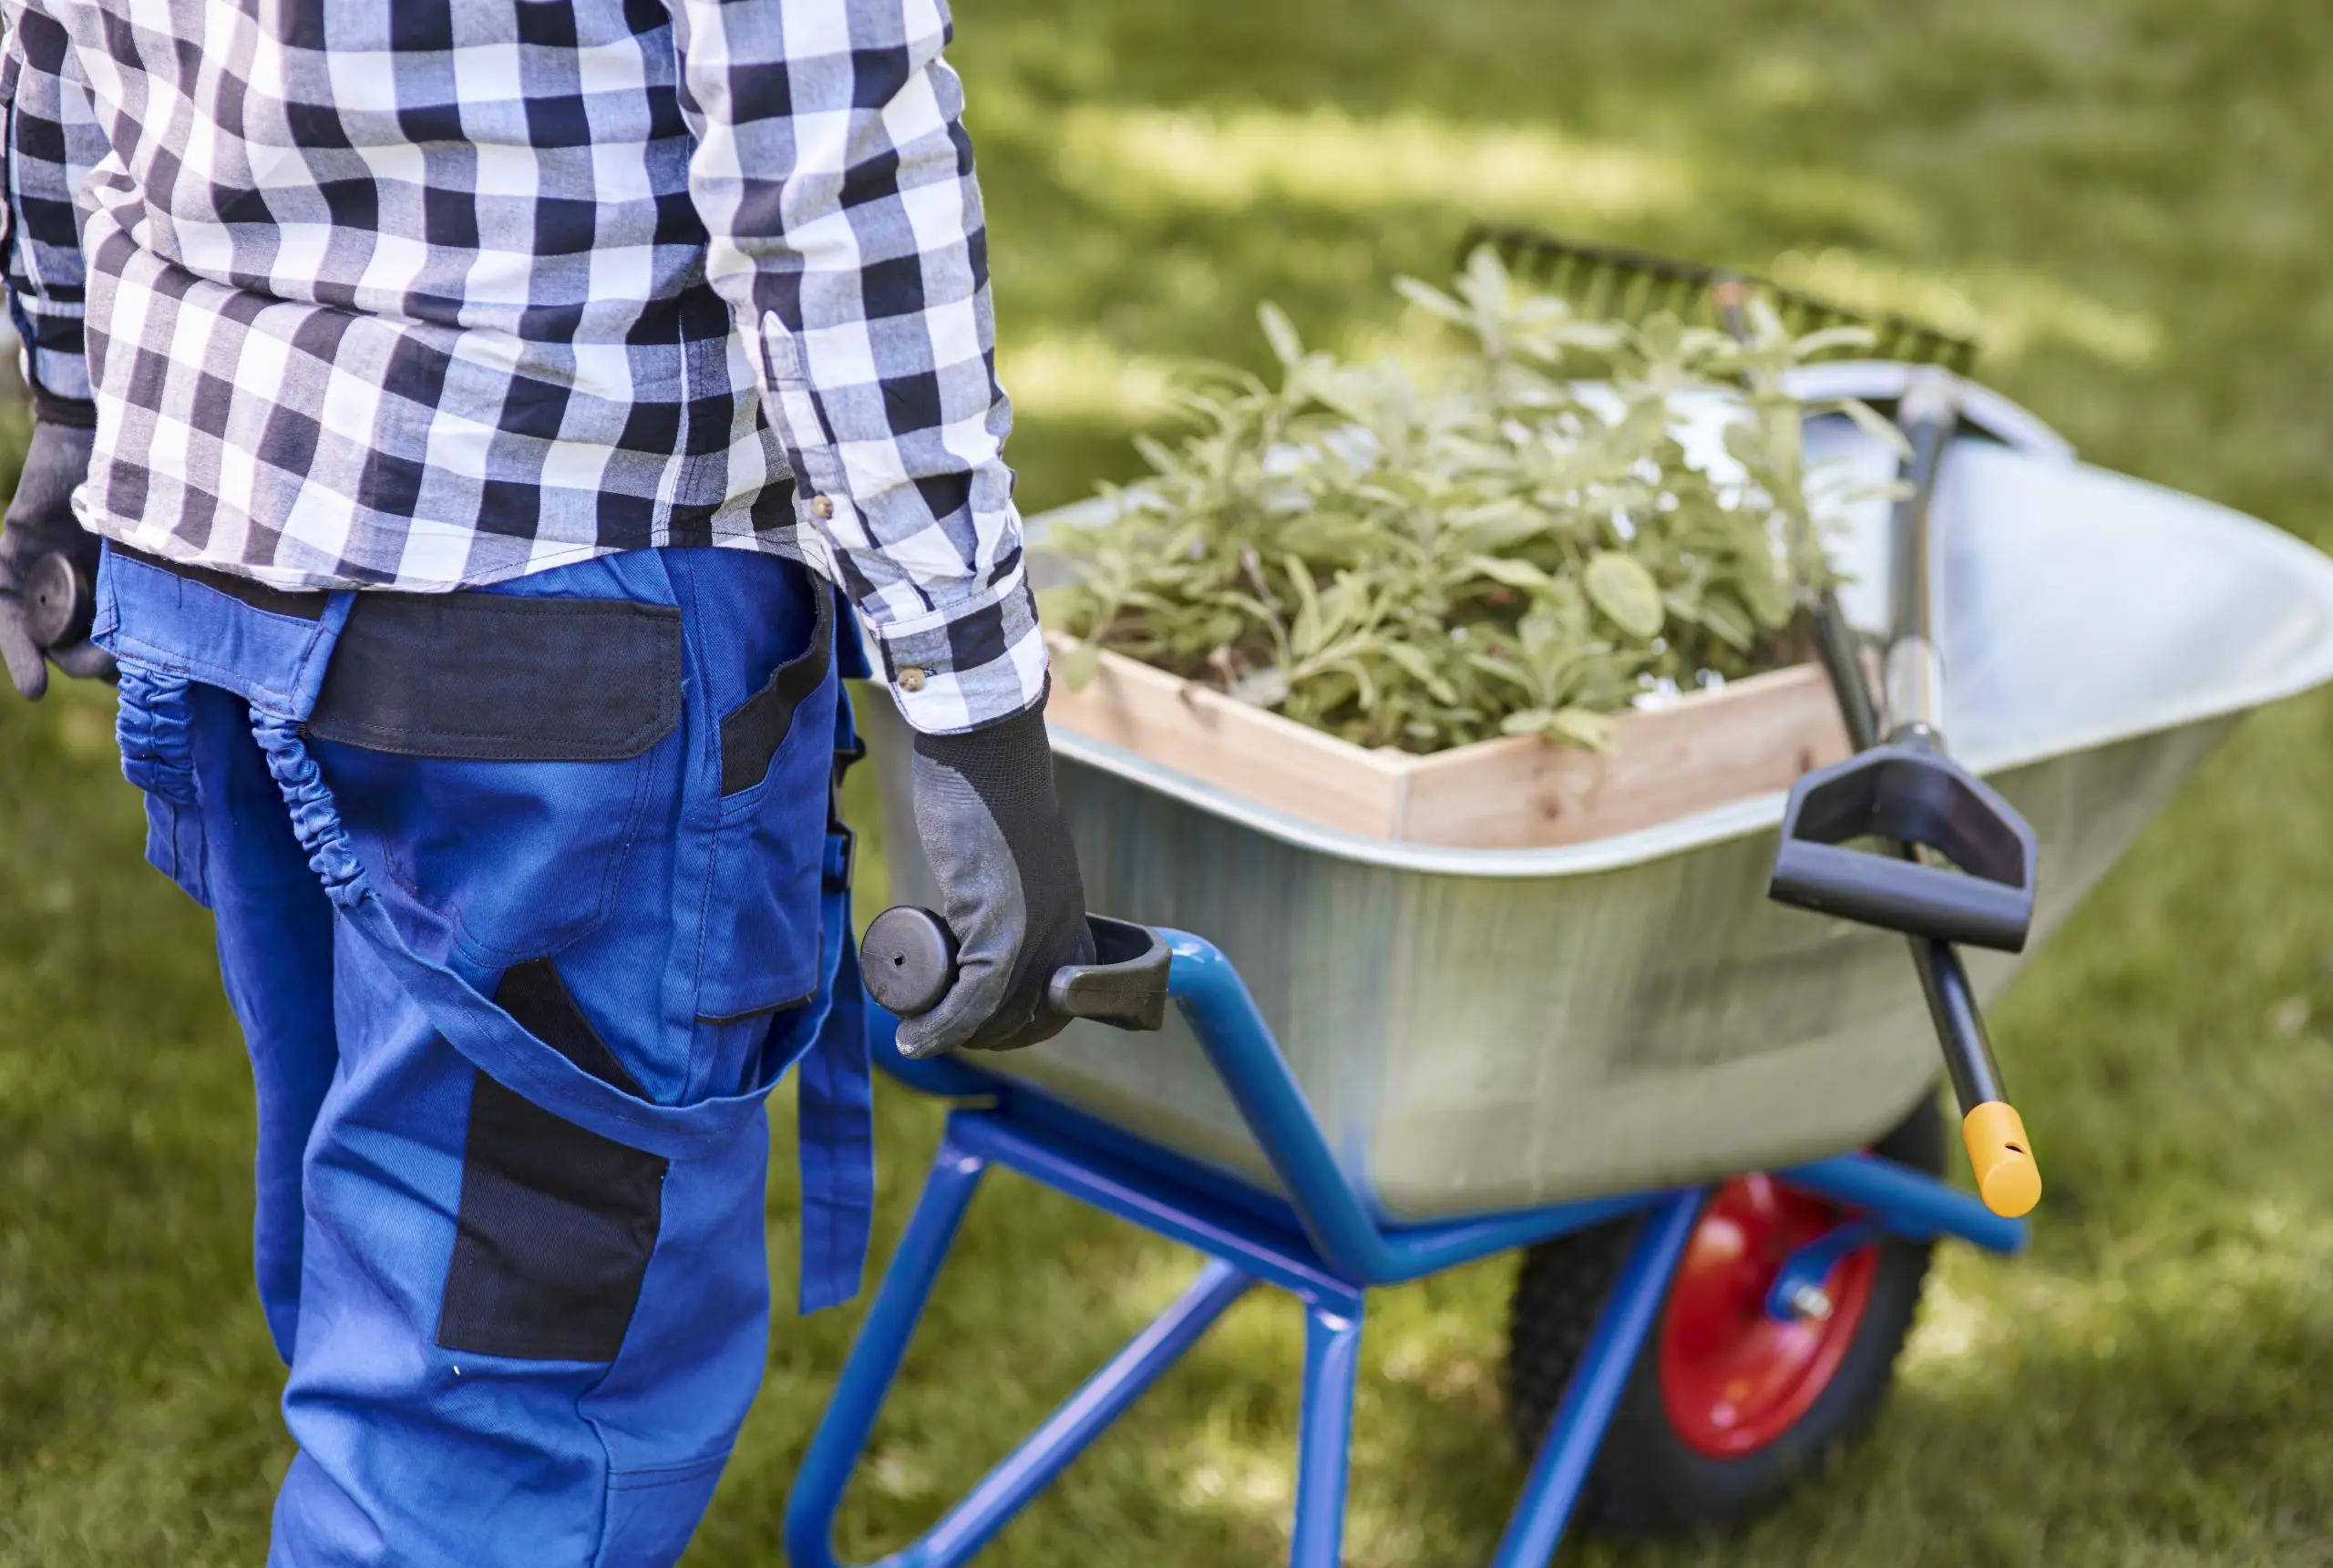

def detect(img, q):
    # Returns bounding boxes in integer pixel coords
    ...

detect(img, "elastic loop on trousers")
[252,713,370,908]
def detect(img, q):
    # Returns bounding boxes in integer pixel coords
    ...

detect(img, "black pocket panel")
[694,579,837,1019]
[717,585,831,795]
[437,960,668,1362]
[311,594,682,762]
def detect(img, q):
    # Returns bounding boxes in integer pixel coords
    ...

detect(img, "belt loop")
[796,680,875,1314]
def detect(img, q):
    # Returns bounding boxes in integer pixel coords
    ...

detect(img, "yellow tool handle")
[1961,1102,2040,1217]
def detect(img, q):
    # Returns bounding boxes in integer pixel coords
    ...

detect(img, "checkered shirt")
[0,0,1045,733]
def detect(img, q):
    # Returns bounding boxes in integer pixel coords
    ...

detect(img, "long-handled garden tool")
[1762,364,2042,1215]
[1484,226,2042,1216]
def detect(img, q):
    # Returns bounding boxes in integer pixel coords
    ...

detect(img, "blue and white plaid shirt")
[0,0,1043,732]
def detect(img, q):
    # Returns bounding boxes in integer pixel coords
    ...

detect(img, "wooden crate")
[1043,640,1853,849]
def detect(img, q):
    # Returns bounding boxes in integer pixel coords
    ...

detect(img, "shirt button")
[810,495,835,519]
[897,666,929,692]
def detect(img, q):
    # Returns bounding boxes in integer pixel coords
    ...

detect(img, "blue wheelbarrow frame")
[784,928,2026,1568]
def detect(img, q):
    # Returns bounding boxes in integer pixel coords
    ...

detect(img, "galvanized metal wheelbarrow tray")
[869,388,2333,1222]
[785,383,2333,1565]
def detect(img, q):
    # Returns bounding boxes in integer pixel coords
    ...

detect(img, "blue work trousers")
[94,542,868,1567]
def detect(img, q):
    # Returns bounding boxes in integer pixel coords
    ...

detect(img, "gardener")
[0,0,1091,1561]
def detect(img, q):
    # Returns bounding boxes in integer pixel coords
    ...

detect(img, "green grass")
[7,0,2333,1562]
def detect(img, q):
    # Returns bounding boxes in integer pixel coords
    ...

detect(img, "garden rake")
[1464,223,1979,375]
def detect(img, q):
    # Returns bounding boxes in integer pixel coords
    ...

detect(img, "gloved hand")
[896,697,1095,1058]
[0,409,111,700]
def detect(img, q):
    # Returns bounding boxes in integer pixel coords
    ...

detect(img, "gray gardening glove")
[897,697,1095,1058]
[0,405,112,700]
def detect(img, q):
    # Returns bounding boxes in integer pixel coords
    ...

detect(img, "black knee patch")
[436,959,667,1362]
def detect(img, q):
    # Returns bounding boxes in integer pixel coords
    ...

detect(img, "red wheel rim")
[1656,1173,1879,1458]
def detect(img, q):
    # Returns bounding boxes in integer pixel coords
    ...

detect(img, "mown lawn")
[6,1,2333,1563]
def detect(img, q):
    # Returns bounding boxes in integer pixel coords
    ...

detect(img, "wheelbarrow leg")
[1488,1190,1703,1568]
[1290,1291,1366,1568]
[786,1132,991,1568]
[786,1124,1259,1568]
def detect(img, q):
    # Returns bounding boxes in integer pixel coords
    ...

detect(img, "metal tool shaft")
[1811,589,1881,753]
[1910,938,2007,1111]
[1871,372,2016,1120]
[1885,372,1958,747]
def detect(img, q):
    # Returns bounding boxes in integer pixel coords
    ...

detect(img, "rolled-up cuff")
[15,305,90,405]
[27,376,94,429]
[868,569,1050,735]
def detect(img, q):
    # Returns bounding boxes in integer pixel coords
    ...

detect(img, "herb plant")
[1040,247,1898,753]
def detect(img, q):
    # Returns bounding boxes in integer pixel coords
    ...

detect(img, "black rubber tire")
[1502,1094,1946,1539]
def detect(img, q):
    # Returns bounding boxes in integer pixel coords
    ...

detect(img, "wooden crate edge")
[1042,641,1409,835]
[1041,639,1845,848]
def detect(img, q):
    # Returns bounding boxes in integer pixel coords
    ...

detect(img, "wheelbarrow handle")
[860,906,1172,1033]
[22,548,97,651]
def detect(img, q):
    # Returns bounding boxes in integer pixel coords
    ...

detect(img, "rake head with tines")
[1459,223,1980,375]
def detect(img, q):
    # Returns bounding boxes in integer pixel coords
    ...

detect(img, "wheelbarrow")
[785,378,2333,1563]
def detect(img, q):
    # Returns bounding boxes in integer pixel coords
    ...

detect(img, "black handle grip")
[860,907,1171,1033]
[861,906,960,1017]
[22,549,95,651]
[1767,743,2038,952]
[1771,839,2031,950]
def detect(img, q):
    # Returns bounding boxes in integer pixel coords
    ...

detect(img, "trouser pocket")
[308,589,683,963]
[115,662,210,906]
[693,561,837,1021]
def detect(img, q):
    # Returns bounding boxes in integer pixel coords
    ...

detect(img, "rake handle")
[1717,295,2040,1218]
[1877,377,2039,1215]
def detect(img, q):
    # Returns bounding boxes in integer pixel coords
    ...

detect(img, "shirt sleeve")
[0,5,100,405]
[665,0,1047,734]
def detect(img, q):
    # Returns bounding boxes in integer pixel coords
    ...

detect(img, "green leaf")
[1393,276,1472,329]
[1465,554,1560,594]
[1547,707,1619,752]
[1638,311,1684,362]
[1228,664,1290,707]
[1379,641,1459,704]
[1034,583,1084,626]
[1807,395,1917,460]
[1583,552,1665,640]
[1735,559,1793,628]
[1131,432,1182,476]
[1055,641,1103,692]
[1698,595,1755,651]
[1259,302,1305,369]
[1791,324,1878,359]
